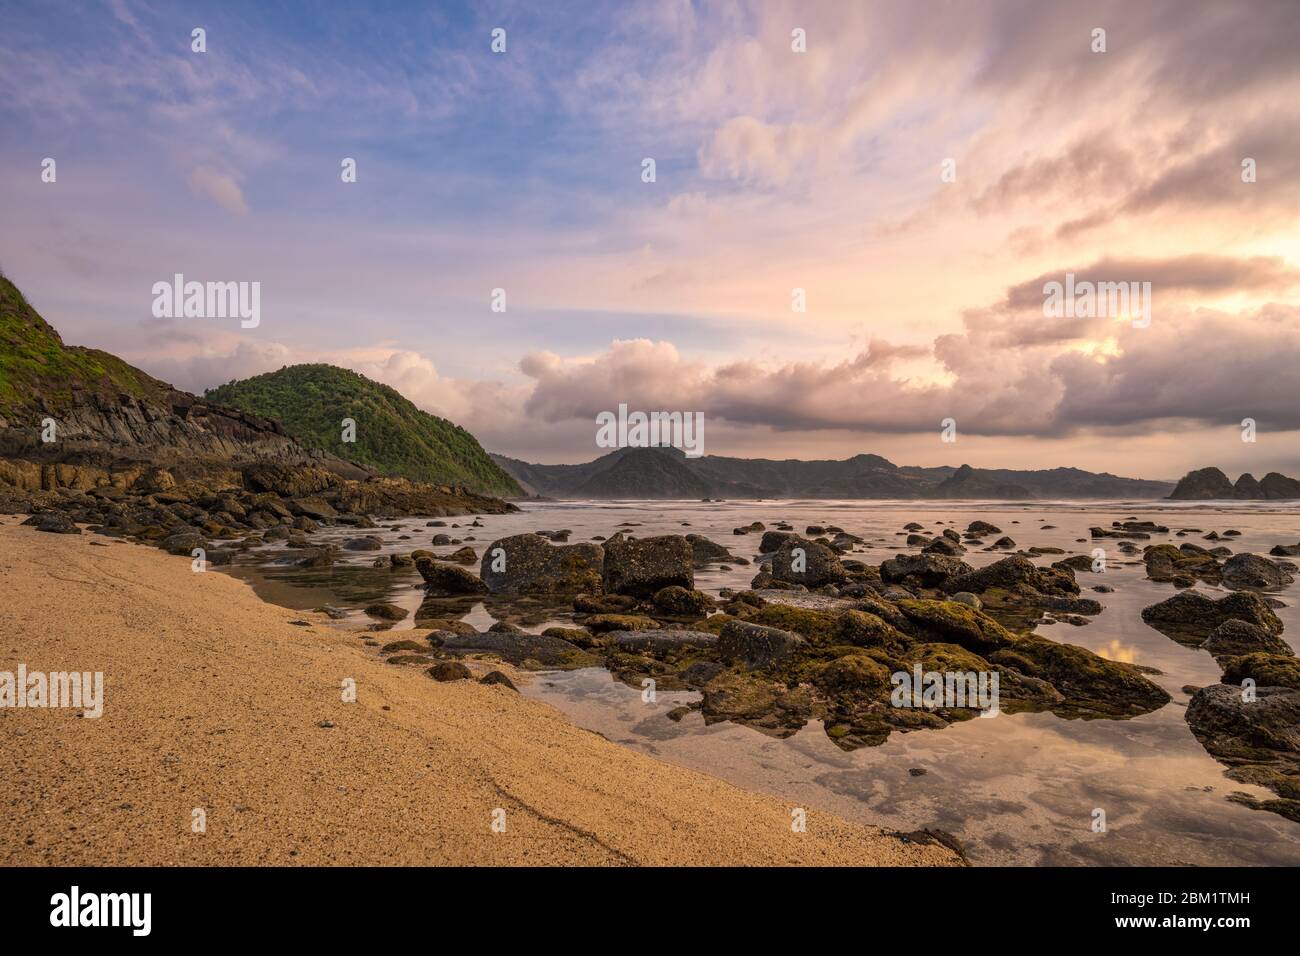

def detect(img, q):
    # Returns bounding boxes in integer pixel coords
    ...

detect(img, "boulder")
[439,631,597,669]
[427,661,473,682]
[652,585,716,618]
[718,621,806,669]
[612,630,719,655]
[478,533,604,594]
[1141,590,1283,644]
[879,553,973,589]
[21,512,80,534]
[896,599,1018,652]
[1203,619,1293,658]
[770,538,848,587]
[1221,553,1294,591]
[602,533,693,597]
[415,557,489,595]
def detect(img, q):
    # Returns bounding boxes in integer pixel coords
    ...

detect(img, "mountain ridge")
[491,446,1176,500]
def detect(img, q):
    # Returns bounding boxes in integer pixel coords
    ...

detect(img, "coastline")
[0,516,959,867]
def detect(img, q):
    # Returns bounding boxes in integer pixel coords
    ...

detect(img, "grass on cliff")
[205,364,522,496]
[0,276,172,420]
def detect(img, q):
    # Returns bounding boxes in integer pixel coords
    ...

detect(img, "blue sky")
[3,1,1299,473]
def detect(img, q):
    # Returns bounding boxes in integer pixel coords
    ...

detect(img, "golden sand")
[0,517,958,866]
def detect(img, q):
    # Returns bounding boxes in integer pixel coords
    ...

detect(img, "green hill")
[0,275,173,420]
[205,364,521,496]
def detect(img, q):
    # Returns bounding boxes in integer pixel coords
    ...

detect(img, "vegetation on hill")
[0,276,172,420]
[206,364,521,496]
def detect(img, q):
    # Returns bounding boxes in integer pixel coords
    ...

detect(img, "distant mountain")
[1169,466,1300,500]
[491,446,1175,500]
[206,365,521,497]
[928,463,1032,499]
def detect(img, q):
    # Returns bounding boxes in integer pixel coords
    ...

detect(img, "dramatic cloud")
[3,0,1298,473]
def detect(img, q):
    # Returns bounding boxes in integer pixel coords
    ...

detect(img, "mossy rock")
[748,604,842,643]
[990,636,1170,717]
[584,613,661,633]
[813,653,892,695]
[836,609,906,648]
[1221,653,1300,691]
[896,599,1018,651]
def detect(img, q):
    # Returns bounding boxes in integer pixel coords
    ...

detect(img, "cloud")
[188,166,248,216]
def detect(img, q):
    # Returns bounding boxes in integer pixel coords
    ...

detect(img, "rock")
[364,603,409,622]
[1203,620,1293,658]
[611,630,719,654]
[343,536,383,551]
[380,639,428,653]
[584,614,661,633]
[415,557,489,595]
[686,534,736,566]
[478,533,604,595]
[1221,553,1294,591]
[1142,544,1221,585]
[966,521,1002,535]
[159,531,206,555]
[444,545,477,564]
[601,533,694,597]
[770,538,848,587]
[1260,472,1300,499]
[439,632,598,669]
[943,556,1078,596]
[949,591,982,610]
[896,599,1018,652]
[1141,590,1284,644]
[759,530,803,554]
[479,670,518,690]
[1168,467,1237,499]
[427,661,473,682]
[991,636,1171,716]
[990,536,1016,549]
[879,553,973,588]
[813,653,892,694]
[21,512,80,534]
[1186,683,1300,768]
[574,592,638,614]
[718,621,806,669]
[1221,653,1300,691]
[923,536,966,556]
[836,609,903,648]
[652,585,716,618]
[431,533,452,545]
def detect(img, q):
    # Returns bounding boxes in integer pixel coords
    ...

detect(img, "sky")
[2,0,1299,478]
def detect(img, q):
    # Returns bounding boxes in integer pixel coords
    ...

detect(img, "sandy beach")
[0,517,958,866]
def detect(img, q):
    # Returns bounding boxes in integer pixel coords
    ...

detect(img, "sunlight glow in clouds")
[1,0,1298,475]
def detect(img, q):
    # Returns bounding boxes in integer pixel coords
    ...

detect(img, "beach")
[0,516,958,867]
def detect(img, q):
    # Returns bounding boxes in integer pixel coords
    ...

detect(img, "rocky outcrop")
[1169,466,1300,500]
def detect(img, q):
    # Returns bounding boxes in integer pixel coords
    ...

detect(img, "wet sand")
[0,517,958,866]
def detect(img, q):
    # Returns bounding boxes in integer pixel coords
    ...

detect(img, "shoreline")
[0,517,959,866]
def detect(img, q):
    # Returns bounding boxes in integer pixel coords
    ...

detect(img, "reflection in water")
[1098,638,1139,664]
[220,499,1300,865]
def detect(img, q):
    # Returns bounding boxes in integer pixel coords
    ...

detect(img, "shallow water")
[222,498,1300,865]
